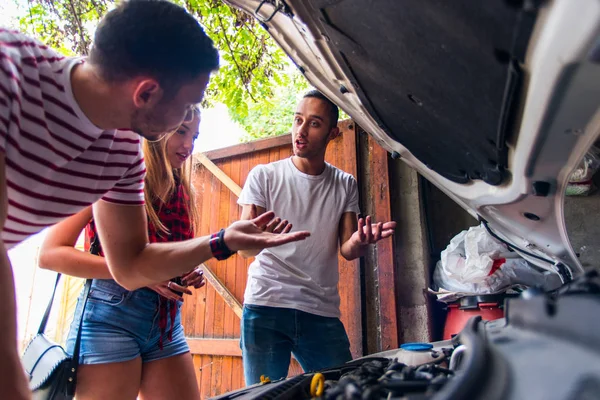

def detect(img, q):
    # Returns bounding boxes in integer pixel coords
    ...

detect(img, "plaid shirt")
[87,179,194,253]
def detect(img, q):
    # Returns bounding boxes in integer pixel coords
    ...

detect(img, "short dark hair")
[90,0,219,95]
[303,90,339,129]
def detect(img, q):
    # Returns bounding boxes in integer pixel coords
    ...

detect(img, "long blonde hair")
[142,108,200,236]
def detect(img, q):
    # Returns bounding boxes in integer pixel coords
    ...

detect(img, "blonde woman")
[39,108,205,400]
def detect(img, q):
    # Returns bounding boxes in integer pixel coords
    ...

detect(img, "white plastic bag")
[438,225,507,285]
[432,224,560,297]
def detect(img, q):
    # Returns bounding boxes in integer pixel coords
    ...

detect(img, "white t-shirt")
[0,30,145,248]
[238,157,360,318]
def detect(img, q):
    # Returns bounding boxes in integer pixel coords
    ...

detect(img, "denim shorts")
[66,279,189,365]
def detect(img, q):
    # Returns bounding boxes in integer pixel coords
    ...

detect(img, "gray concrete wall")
[387,159,432,344]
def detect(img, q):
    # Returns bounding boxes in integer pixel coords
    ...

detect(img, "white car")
[217,1,600,398]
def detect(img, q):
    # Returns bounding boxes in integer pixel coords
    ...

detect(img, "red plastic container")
[443,295,508,340]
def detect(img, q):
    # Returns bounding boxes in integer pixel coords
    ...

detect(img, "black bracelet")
[209,228,235,260]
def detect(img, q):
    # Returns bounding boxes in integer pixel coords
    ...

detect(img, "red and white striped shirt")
[0,30,146,248]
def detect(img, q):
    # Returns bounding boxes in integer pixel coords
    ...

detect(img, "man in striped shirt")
[0,1,309,398]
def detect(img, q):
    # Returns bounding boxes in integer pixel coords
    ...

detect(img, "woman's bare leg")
[75,357,142,400]
[139,352,200,400]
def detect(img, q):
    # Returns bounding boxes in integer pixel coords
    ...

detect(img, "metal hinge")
[254,0,292,24]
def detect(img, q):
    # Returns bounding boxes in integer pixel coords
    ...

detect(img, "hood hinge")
[254,0,293,24]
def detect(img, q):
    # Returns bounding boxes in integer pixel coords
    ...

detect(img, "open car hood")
[225,0,600,280]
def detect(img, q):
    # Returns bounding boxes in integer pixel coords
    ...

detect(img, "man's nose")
[297,122,308,137]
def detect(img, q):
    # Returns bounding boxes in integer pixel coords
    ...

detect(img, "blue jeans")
[240,304,352,386]
[66,279,189,364]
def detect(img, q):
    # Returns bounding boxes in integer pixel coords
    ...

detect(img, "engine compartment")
[213,269,600,400]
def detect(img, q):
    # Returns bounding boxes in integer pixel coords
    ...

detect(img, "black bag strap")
[37,273,62,335]
[65,278,91,395]
[66,228,102,395]
[37,275,93,335]
[72,279,92,359]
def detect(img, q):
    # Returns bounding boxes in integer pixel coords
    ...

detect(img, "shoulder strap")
[66,228,102,395]
[72,278,92,362]
[37,273,62,334]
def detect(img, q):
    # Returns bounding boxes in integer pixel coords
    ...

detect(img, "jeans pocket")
[88,288,125,306]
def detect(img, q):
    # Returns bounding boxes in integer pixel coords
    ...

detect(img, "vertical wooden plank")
[220,356,235,395]
[239,152,251,189]
[210,355,224,397]
[234,152,250,367]
[184,166,207,338]
[225,157,241,339]
[269,147,279,164]
[220,158,238,400]
[235,154,250,340]
[194,166,211,340]
[202,173,218,340]
[182,281,197,337]
[204,172,221,395]
[258,148,270,170]
[200,354,213,400]
[341,121,363,358]
[329,132,355,359]
[324,124,341,168]
[214,160,230,339]
[192,354,203,396]
[368,135,398,352]
[279,140,293,160]
[199,164,213,237]
[232,357,244,390]
[232,154,250,389]
[211,161,230,397]
[193,284,207,338]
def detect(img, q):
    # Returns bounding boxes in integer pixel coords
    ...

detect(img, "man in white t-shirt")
[0,1,309,398]
[238,90,397,385]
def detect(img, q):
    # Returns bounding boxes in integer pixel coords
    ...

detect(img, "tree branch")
[215,11,257,102]
[65,0,89,54]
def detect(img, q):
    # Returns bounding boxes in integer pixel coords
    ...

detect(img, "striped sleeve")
[101,146,146,205]
[0,45,13,153]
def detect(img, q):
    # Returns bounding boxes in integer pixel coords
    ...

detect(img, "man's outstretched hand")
[341,215,397,260]
[353,215,396,245]
[224,211,310,252]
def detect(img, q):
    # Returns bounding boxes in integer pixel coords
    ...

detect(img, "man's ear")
[327,126,341,142]
[132,79,162,109]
